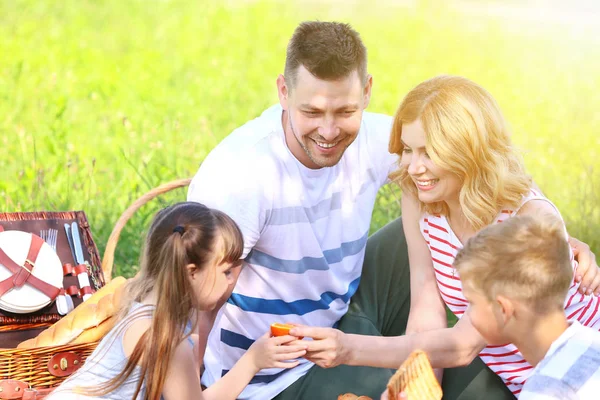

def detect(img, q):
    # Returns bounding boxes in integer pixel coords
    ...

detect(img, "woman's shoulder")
[512,189,560,217]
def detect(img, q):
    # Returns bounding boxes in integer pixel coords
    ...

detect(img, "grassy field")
[1,0,599,278]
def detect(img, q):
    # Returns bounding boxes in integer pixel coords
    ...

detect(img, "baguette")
[18,277,128,349]
[337,395,372,400]
[387,350,442,400]
[70,316,116,344]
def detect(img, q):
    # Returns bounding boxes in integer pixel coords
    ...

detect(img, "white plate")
[0,230,63,314]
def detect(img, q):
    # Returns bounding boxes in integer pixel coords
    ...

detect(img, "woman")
[386,75,600,397]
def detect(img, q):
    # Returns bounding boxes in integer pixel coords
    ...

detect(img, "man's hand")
[570,237,600,296]
[289,325,351,368]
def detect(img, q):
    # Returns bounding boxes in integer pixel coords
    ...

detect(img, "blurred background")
[1,0,599,278]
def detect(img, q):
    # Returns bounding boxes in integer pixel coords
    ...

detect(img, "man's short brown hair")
[284,21,368,89]
[454,214,573,313]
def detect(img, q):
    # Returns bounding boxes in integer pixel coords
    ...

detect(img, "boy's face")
[278,65,372,169]
[463,283,511,345]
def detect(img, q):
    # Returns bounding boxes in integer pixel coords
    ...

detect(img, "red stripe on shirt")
[578,297,595,321]
[429,234,460,250]
[494,365,533,375]
[434,268,461,281]
[480,348,520,358]
[436,278,462,292]
[430,245,454,257]
[585,297,600,325]
[566,290,580,309]
[485,358,528,367]
[432,256,453,268]
[568,305,586,320]
[440,291,468,303]
[427,221,449,233]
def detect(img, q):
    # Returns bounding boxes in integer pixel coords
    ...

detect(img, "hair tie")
[173,225,185,235]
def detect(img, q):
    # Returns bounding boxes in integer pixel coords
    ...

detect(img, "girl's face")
[400,119,462,206]
[189,236,242,311]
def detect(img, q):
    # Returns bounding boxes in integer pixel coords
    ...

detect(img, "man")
[188,21,598,399]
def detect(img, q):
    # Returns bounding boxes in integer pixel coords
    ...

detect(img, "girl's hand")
[247,332,308,372]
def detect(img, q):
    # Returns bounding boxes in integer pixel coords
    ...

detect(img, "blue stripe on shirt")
[265,169,377,226]
[221,368,290,384]
[221,328,255,350]
[245,231,368,274]
[521,375,578,399]
[563,348,600,390]
[227,276,361,315]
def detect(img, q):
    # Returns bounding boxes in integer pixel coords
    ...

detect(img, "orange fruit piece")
[270,322,302,339]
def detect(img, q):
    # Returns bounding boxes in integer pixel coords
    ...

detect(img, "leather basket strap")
[0,236,60,300]
[22,388,54,400]
[0,380,29,400]
[11,235,44,288]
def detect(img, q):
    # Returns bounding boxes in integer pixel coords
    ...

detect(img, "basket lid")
[0,230,63,314]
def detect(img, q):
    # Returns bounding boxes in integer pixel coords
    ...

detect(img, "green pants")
[274,218,515,400]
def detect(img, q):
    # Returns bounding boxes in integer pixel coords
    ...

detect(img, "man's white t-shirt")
[188,104,396,399]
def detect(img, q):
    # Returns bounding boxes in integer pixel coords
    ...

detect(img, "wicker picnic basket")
[0,178,192,399]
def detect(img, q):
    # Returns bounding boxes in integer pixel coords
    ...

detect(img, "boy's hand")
[246,332,307,372]
[570,237,600,296]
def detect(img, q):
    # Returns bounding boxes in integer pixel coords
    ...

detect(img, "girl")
[48,202,307,400]
[387,75,600,397]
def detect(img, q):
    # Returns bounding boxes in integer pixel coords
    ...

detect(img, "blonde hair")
[454,214,572,313]
[389,75,531,230]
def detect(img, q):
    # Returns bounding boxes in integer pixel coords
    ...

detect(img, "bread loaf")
[18,277,128,349]
[70,316,116,344]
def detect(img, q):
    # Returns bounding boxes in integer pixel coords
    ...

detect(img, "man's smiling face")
[279,65,371,169]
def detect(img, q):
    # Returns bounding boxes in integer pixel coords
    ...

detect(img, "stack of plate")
[0,230,63,314]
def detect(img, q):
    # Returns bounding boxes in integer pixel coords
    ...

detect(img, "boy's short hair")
[454,214,572,313]
[284,21,368,89]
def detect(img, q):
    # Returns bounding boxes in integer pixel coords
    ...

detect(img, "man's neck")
[511,310,569,366]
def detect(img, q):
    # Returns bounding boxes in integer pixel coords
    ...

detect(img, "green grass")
[1,0,599,278]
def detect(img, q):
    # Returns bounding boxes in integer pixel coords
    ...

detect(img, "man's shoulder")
[200,105,283,169]
[212,104,283,156]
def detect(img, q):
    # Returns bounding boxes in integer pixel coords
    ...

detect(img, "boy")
[454,214,600,399]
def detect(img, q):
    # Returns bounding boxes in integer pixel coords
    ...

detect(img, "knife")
[71,222,92,301]
[71,222,85,265]
[64,223,77,263]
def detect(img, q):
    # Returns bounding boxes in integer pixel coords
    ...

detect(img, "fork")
[40,229,58,251]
